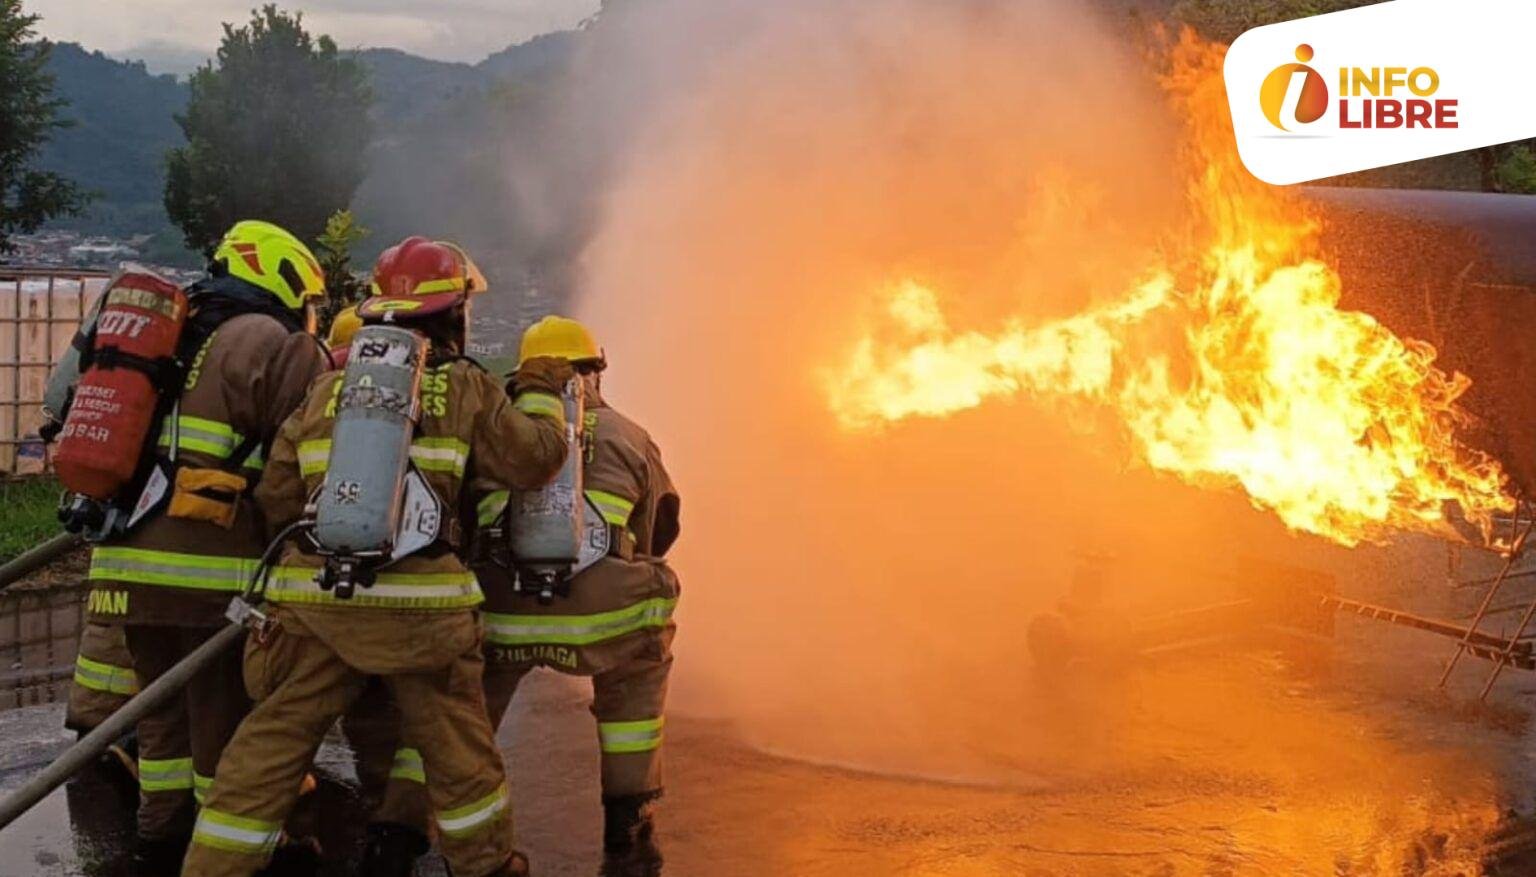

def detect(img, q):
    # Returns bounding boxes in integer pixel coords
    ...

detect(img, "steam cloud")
[504,3,1506,824]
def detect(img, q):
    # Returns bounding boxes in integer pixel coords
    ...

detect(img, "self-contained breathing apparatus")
[305,324,443,599]
[483,378,607,603]
[51,268,190,541]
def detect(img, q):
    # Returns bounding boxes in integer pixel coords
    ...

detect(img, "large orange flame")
[823,34,1513,547]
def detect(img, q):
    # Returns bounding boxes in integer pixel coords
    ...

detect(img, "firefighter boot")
[130,833,191,877]
[358,822,430,877]
[599,794,662,877]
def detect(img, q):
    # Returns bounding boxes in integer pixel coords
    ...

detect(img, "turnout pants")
[480,556,679,800]
[181,605,515,877]
[482,633,673,800]
[125,623,251,841]
[66,619,139,734]
[341,676,433,837]
[363,557,678,830]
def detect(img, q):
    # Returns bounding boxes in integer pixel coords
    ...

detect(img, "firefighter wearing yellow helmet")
[494,316,679,877]
[80,219,330,872]
[353,315,680,877]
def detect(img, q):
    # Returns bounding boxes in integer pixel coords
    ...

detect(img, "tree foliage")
[164,5,373,256]
[0,0,86,252]
[314,208,370,330]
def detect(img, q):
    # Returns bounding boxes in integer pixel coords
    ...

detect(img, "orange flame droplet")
[823,34,1513,547]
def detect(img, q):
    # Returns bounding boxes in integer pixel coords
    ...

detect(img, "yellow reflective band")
[158,415,243,459]
[265,566,483,610]
[409,437,469,477]
[74,654,139,695]
[437,784,508,838]
[585,489,635,527]
[413,276,467,295]
[298,438,468,478]
[483,597,677,647]
[241,445,265,472]
[390,748,426,784]
[297,439,332,477]
[192,808,282,856]
[598,717,664,754]
[513,392,563,420]
[139,756,194,792]
[90,547,258,592]
[194,772,213,805]
[477,490,510,527]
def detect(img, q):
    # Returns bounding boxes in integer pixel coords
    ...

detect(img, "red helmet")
[358,236,487,321]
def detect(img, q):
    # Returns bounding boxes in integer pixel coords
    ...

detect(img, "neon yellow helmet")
[211,220,326,311]
[519,315,605,369]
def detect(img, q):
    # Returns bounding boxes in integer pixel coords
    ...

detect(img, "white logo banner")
[1224,0,1536,185]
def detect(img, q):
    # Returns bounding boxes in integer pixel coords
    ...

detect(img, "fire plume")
[823,35,1512,547]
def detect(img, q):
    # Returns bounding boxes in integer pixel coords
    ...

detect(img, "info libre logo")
[1259,44,1459,134]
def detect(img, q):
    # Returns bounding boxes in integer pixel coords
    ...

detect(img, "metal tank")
[313,324,428,595]
[508,377,586,602]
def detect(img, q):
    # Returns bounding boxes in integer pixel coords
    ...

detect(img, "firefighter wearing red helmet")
[182,237,573,877]
[76,221,329,873]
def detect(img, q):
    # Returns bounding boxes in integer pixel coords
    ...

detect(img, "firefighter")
[82,220,329,873]
[479,316,681,877]
[360,317,682,877]
[180,237,573,877]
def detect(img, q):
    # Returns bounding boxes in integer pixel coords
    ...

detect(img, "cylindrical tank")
[508,378,585,582]
[53,271,187,500]
[313,325,427,556]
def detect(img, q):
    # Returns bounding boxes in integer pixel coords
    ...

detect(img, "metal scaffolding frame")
[0,268,109,477]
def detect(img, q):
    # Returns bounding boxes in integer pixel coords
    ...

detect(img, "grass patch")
[0,477,63,562]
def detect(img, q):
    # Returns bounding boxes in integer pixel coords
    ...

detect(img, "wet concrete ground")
[5,580,1536,875]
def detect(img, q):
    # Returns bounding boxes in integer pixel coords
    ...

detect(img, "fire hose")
[0,532,83,591]
[0,518,301,832]
[0,621,243,832]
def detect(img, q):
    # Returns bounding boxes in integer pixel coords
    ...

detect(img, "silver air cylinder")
[42,291,108,429]
[508,377,584,601]
[314,325,427,562]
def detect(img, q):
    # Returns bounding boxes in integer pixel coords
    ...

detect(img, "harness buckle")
[226,596,278,645]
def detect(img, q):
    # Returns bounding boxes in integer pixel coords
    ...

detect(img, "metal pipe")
[0,622,244,832]
[0,532,81,591]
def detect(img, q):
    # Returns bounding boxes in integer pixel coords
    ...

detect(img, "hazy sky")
[33,0,603,70]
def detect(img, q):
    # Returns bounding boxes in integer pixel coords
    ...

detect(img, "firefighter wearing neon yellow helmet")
[83,219,330,873]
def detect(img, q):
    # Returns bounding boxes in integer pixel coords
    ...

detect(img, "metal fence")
[0,268,111,477]
[0,583,84,710]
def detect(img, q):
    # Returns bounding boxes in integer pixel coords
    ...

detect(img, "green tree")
[1489,144,1536,195]
[164,5,373,256]
[313,208,369,331]
[0,0,86,252]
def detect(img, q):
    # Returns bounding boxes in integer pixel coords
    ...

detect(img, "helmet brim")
[357,292,465,321]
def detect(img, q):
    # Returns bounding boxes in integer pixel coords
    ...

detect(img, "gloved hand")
[511,355,575,397]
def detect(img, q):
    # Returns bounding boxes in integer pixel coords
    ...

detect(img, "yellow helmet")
[211,220,326,312]
[519,315,604,368]
[327,305,363,348]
